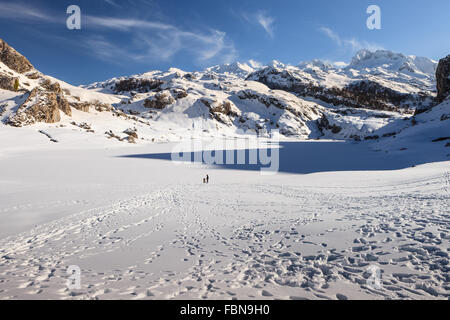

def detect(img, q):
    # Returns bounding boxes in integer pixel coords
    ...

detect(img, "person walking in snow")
[206,175,209,184]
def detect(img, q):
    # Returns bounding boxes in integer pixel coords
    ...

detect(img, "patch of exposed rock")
[124,128,138,143]
[69,101,89,112]
[318,114,342,134]
[436,55,450,103]
[7,88,73,127]
[71,121,94,132]
[0,39,34,74]
[114,78,164,93]
[26,72,41,80]
[144,91,175,109]
[200,98,240,126]
[40,78,63,94]
[0,103,6,117]
[170,88,188,100]
[0,74,19,91]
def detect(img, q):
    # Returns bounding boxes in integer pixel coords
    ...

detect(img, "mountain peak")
[267,60,285,69]
[349,49,406,67]
[348,49,437,76]
[205,61,255,77]
[298,59,333,70]
[0,38,34,74]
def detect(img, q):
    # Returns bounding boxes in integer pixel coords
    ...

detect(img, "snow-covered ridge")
[348,49,437,76]
[1,39,447,144]
[205,62,256,78]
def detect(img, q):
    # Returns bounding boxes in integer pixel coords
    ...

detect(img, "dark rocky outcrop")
[0,74,19,91]
[56,94,71,116]
[8,89,60,126]
[69,101,90,112]
[114,78,163,93]
[318,115,342,134]
[144,91,175,109]
[199,98,241,126]
[7,88,74,126]
[200,99,238,116]
[170,88,188,100]
[123,128,138,139]
[40,79,63,94]
[0,39,34,73]
[436,55,450,103]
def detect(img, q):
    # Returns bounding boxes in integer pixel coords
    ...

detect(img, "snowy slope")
[0,125,449,300]
[80,67,325,140]
[371,99,450,161]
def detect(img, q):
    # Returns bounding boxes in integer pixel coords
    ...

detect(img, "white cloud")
[240,10,275,38]
[84,16,173,31]
[0,2,237,66]
[103,0,121,7]
[0,2,58,22]
[256,12,275,38]
[83,16,237,65]
[319,26,383,52]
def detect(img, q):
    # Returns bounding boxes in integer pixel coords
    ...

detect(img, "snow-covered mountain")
[1,38,448,146]
[205,61,257,78]
[348,50,437,76]
[248,50,437,115]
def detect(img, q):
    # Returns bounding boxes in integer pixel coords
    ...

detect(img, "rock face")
[200,98,241,126]
[436,55,450,103]
[114,78,163,93]
[7,88,74,127]
[0,75,19,91]
[41,79,63,94]
[0,39,34,74]
[144,91,175,109]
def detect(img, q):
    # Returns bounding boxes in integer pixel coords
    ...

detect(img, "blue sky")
[0,0,449,85]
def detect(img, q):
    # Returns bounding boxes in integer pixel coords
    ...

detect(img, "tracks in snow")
[0,178,448,300]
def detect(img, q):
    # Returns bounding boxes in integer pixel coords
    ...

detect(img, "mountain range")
[0,38,449,148]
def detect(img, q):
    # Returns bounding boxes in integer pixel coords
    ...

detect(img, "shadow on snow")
[118,141,444,175]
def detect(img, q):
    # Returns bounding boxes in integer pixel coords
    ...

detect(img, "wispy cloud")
[319,27,383,52]
[103,0,121,8]
[240,10,275,38]
[256,12,275,38]
[82,16,237,65]
[84,16,174,31]
[0,2,60,22]
[0,2,237,66]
